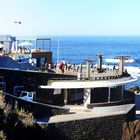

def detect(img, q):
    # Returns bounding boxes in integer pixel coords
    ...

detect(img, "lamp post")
[14,21,21,52]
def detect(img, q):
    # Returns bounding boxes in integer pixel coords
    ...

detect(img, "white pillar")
[64,89,68,105]
[77,73,82,80]
[108,87,111,103]
[83,88,91,107]
[119,60,124,75]
[86,61,90,79]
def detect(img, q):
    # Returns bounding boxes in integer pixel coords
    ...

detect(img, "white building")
[0,35,16,54]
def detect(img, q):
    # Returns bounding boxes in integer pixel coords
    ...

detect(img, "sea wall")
[40,105,135,140]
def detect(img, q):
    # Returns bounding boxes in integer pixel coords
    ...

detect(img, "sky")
[1,0,140,36]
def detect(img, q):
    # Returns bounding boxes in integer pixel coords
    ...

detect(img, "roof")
[0,35,15,42]
[39,76,138,89]
[0,56,35,70]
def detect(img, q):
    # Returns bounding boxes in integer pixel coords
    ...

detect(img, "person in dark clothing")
[60,62,65,74]
[113,65,116,71]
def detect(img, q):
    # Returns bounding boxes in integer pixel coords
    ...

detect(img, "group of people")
[18,47,31,54]
[59,62,83,74]
[44,61,120,75]
[44,61,86,74]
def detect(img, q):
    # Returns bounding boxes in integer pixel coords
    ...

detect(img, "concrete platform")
[37,104,135,124]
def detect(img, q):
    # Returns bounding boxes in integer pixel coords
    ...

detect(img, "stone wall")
[41,106,135,140]
[3,93,69,118]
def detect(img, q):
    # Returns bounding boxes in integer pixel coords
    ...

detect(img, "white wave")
[102,64,140,77]
[105,58,135,63]
[102,64,118,69]
[125,66,140,76]
[131,74,140,77]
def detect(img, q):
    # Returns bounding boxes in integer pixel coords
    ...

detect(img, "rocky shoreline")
[122,120,140,140]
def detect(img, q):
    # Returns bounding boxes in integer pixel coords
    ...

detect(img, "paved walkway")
[42,105,126,124]
[53,68,84,76]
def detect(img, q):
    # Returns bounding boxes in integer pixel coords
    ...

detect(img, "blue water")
[25,36,140,65]
[49,36,140,66]
[25,35,140,78]
[28,36,140,84]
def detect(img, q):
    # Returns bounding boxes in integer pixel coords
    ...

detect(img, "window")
[21,92,27,97]
[28,92,32,97]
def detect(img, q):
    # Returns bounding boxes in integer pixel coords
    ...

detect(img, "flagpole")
[14,21,21,53]
[57,38,60,73]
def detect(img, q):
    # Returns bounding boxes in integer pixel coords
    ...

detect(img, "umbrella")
[18,41,33,47]
[0,44,4,48]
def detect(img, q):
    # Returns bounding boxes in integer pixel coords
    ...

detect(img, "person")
[60,62,65,73]
[76,65,79,72]
[80,63,83,73]
[113,65,116,71]
[61,64,65,73]
[73,64,76,71]
[68,64,71,71]
[54,63,57,69]
[45,62,48,69]
[65,63,68,70]
[0,45,3,56]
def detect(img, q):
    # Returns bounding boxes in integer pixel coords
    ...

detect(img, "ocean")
[50,36,140,64]
[49,36,140,83]
[27,36,140,82]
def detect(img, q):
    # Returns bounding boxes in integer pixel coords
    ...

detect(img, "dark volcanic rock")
[122,120,140,140]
